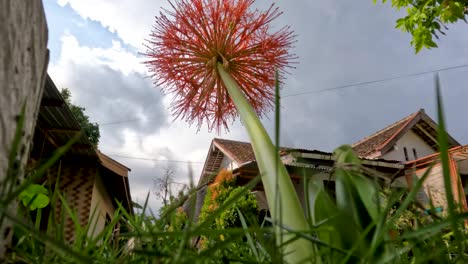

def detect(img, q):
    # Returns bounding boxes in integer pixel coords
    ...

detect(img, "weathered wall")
[0,0,48,258]
[410,164,447,209]
[88,171,116,238]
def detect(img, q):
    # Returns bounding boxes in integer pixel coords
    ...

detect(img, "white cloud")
[50,32,146,76]
[56,0,168,49]
[47,32,243,213]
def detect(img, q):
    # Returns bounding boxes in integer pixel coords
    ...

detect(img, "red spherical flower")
[144,0,296,132]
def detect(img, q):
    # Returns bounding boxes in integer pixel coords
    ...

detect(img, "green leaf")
[435,73,464,255]
[332,145,384,259]
[19,184,50,210]
[395,18,406,30]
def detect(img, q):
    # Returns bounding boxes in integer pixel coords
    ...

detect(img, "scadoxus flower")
[144,0,296,132]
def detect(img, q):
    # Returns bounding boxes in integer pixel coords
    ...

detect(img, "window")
[323,180,336,200]
[403,147,409,161]
[412,148,418,160]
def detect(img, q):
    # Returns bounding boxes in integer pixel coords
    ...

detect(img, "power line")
[100,119,142,126]
[99,113,166,126]
[96,63,468,126]
[282,63,468,98]
[108,154,204,164]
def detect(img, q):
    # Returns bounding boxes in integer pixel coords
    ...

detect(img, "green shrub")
[217,187,258,229]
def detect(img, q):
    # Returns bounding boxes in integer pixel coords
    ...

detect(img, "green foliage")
[306,145,385,262]
[217,187,258,229]
[19,184,49,210]
[376,0,468,52]
[60,88,100,146]
[199,170,258,230]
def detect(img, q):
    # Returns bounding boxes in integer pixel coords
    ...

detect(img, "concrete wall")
[88,171,116,237]
[0,0,49,257]
[382,130,435,162]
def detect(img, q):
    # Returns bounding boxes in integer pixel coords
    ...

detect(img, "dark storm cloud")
[96,0,468,212]
[254,0,468,152]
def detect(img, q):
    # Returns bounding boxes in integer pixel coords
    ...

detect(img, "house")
[28,75,133,241]
[193,109,467,219]
[352,109,460,161]
[194,138,403,220]
[403,146,468,211]
[351,109,467,211]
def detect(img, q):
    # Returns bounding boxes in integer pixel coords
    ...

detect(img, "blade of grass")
[398,212,468,240]
[273,69,284,264]
[387,165,433,227]
[435,73,463,254]
[237,208,260,260]
[2,132,82,205]
[273,222,347,256]
[0,205,93,263]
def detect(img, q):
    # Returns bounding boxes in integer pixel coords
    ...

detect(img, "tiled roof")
[351,109,460,158]
[198,138,328,186]
[351,111,420,157]
[213,138,327,163]
[213,138,256,165]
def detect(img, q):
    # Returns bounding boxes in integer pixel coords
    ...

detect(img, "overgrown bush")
[199,169,259,230]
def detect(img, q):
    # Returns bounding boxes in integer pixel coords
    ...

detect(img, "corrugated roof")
[38,76,96,157]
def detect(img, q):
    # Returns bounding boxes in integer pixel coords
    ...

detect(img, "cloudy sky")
[43,0,468,213]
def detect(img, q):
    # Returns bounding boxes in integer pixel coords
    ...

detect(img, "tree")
[0,0,48,259]
[153,167,175,207]
[377,0,468,52]
[153,167,187,207]
[60,88,100,146]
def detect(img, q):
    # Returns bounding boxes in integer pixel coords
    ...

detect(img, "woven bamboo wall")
[50,165,96,242]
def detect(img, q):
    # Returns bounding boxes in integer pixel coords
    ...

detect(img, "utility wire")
[99,113,166,126]
[100,119,142,126]
[97,63,468,126]
[282,63,468,98]
[108,154,204,164]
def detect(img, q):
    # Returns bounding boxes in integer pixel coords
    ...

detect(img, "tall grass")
[2,75,468,263]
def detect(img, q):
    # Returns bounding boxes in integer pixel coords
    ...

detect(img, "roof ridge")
[351,110,421,148]
[213,137,324,155]
[213,137,250,144]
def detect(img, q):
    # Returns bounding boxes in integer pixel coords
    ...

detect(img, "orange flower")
[144,0,296,132]
[214,169,234,185]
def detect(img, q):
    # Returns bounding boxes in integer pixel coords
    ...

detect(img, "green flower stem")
[217,63,315,263]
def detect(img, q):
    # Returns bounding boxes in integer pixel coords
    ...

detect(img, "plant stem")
[217,63,315,263]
